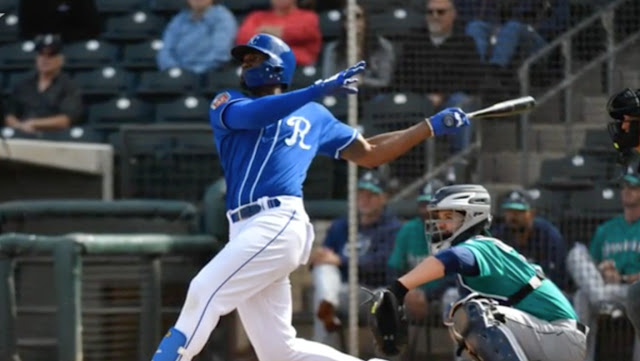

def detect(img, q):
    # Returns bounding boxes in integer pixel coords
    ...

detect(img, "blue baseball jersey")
[209,90,358,210]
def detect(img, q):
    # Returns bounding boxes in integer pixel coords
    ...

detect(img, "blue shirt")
[491,217,568,288]
[323,210,402,287]
[157,5,237,74]
[209,89,358,210]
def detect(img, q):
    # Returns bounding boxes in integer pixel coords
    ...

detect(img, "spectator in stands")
[387,179,458,321]
[491,189,568,288]
[455,0,570,93]
[19,0,101,42]
[4,34,83,133]
[321,3,396,94]
[310,169,401,346]
[395,0,482,154]
[566,171,640,361]
[236,0,322,66]
[157,0,237,74]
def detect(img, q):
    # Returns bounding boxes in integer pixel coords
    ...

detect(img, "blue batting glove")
[313,60,366,96]
[427,107,470,136]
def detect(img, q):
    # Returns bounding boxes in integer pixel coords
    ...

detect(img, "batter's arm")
[340,121,433,168]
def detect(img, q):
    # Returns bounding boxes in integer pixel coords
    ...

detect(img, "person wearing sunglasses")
[395,0,483,155]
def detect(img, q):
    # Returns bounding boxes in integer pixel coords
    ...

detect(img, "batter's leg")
[152,211,310,361]
[238,276,365,361]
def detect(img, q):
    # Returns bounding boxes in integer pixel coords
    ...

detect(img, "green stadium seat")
[561,185,622,245]
[0,0,17,12]
[74,67,133,103]
[202,66,242,96]
[155,95,210,123]
[319,10,343,40]
[149,0,187,14]
[88,96,155,130]
[122,39,163,70]
[41,126,105,143]
[538,153,614,189]
[137,68,200,98]
[320,95,348,120]
[102,11,166,41]
[119,125,221,201]
[63,40,119,70]
[0,41,37,70]
[95,0,149,13]
[3,70,32,95]
[291,65,321,90]
[222,0,270,14]
[369,9,424,39]
[0,12,19,43]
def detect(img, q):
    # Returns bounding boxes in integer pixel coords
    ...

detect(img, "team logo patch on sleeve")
[211,92,230,110]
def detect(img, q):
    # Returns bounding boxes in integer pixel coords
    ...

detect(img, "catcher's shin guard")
[152,327,195,361]
[450,300,527,361]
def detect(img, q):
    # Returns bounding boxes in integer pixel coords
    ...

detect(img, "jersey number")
[284,116,311,150]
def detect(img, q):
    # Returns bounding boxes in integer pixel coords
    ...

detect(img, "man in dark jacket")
[396,0,483,154]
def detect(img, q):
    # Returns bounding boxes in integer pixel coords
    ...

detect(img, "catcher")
[368,184,587,361]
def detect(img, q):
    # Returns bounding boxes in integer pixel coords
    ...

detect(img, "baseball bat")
[467,96,537,119]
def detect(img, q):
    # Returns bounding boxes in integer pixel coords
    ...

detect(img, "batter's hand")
[313,61,366,96]
[426,107,470,136]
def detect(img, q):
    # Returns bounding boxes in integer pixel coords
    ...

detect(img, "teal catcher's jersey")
[457,236,577,322]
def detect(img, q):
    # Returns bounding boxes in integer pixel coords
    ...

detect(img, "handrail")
[516,0,640,184]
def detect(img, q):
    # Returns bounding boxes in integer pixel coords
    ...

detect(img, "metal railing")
[517,0,640,184]
[0,233,223,361]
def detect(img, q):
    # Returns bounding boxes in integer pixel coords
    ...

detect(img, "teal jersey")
[589,216,640,275]
[388,217,449,295]
[458,236,577,322]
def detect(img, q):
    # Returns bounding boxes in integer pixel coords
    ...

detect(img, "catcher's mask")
[423,184,492,255]
[607,88,640,152]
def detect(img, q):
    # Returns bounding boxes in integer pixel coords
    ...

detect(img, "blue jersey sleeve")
[435,246,480,276]
[314,104,359,159]
[210,86,324,131]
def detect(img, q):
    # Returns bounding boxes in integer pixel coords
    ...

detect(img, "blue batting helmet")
[231,33,296,89]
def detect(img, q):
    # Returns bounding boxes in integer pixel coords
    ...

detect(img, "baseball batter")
[151,33,470,361]
[369,184,587,361]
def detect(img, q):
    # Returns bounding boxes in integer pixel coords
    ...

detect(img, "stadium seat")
[369,9,424,39]
[0,41,37,70]
[538,153,613,188]
[561,186,622,245]
[291,65,321,90]
[149,0,187,15]
[102,11,166,42]
[118,126,221,201]
[201,66,242,95]
[362,0,405,13]
[95,0,148,14]
[137,68,200,99]
[305,156,335,199]
[74,67,133,101]
[88,96,155,130]
[581,128,616,155]
[155,95,210,123]
[63,40,119,70]
[4,70,33,94]
[41,126,105,143]
[222,0,270,14]
[0,0,17,12]
[362,92,432,133]
[320,95,348,120]
[0,12,19,43]
[319,10,343,40]
[122,39,163,70]
[525,187,567,221]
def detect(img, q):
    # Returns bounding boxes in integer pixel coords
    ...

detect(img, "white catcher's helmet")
[425,184,492,255]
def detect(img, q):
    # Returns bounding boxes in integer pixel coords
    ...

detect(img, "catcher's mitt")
[368,289,408,356]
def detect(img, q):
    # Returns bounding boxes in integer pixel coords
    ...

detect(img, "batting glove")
[313,60,366,96]
[426,107,470,136]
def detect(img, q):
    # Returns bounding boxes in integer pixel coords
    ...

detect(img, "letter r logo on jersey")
[284,116,311,150]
